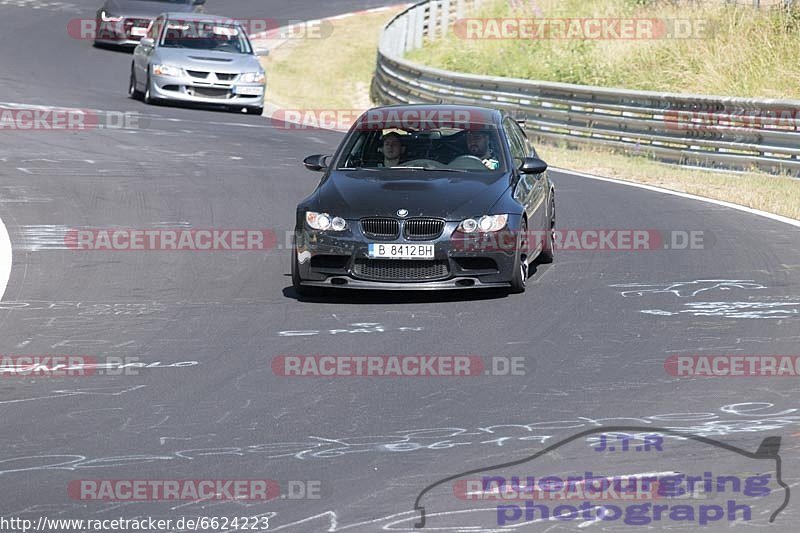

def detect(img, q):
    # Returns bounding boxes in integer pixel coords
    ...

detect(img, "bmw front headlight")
[306,211,348,231]
[239,72,266,84]
[152,64,184,77]
[458,214,508,233]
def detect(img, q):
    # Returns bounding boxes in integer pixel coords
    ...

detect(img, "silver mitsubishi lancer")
[129,13,265,114]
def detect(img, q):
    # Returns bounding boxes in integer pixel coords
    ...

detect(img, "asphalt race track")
[1,1,800,532]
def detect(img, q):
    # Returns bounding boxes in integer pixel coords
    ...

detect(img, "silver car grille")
[190,87,230,99]
[186,71,238,82]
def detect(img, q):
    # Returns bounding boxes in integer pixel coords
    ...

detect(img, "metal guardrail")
[370,0,800,174]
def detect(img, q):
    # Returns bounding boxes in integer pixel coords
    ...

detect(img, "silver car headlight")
[458,214,508,233]
[239,72,265,84]
[306,212,347,231]
[152,64,184,77]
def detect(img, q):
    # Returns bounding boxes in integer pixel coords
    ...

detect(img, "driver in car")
[464,128,500,170]
[378,132,407,167]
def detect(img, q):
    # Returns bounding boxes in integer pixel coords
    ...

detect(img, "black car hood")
[105,0,194,17]
[317,170,510,220]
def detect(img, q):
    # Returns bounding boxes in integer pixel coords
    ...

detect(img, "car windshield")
[337,122,506,173]
[160,21,252,54]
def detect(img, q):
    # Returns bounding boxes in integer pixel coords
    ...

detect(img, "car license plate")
[233,85,264,96]
[368,243,434,260]
[131,27,147,36]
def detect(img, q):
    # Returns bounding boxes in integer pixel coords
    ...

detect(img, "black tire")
[537,196,556,264]
[248,106,264,116]
[128,68,142,100]
[143,73,158,105]
[291,247,323,297]
[509,219,528,294]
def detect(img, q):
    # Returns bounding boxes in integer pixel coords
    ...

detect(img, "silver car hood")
[152,49,262,72]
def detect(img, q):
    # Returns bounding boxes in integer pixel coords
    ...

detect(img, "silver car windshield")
[160,21,253,54]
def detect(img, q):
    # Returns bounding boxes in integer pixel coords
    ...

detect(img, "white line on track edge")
[552,166,800,229]
[0,212,11,300]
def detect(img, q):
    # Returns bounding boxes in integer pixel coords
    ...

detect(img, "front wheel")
[247,106,263,116]
[509,220,528,294]
[143,73,158,105]
[128,68,142,100]
[537,197,555,264]
[291,247,323,297]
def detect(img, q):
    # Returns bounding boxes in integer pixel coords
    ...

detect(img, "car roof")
[161,12,243,25]
[365,104,502,122]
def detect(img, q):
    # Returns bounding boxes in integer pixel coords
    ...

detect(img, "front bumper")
[293,220,521,291]
[300,278,510,291]
[150,72,265,107]
[94,37,142,47]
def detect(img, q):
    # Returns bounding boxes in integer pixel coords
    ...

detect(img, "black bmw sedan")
[292,104,555,294]
[94,0,205,47]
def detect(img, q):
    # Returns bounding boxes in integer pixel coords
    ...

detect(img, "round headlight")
[316,213,331,230]
[479,215,495,232]
[461,218,478,233]
[331,217,347,231]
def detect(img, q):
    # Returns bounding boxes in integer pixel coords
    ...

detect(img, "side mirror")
[519,157,548,174]
[139,37,154,48]
[303,154,331,172]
